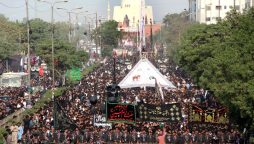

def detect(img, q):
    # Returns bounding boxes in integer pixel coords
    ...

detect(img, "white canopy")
[119,58,176,89]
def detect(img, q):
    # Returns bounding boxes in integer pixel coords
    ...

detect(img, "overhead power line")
[0,2,25,9]
[28,3,50,13]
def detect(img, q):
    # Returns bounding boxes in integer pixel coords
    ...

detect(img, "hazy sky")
[0,0,188,23]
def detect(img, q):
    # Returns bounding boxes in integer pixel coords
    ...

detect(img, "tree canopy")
[161,12,193,59]
[0,16,88,73]
[0,15,25,60]
[92,20,121,57]
[176,8,254,130]
[28,19,88,71]
[99,20,121,47]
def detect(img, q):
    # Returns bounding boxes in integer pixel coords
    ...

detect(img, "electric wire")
[28,3,50,13]
[0,1,25,9]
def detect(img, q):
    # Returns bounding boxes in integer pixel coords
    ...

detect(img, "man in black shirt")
[121,129,130,143]
[165,131,172,143]
[107,130,115,143]
[83,129,90,143]
[147,130,156,143]
[130,129,138,143]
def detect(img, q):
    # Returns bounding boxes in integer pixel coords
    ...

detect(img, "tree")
[176,8,254,130]
[0,15,25,60]
[98,20,121,47]
[161,12,193,59]
[28,19,88,72]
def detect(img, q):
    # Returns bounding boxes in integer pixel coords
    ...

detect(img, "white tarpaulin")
[0,72,29,87]
[119,58,176,89]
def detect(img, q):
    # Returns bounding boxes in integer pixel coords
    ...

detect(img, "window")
[235,5,240,10]
[216,17,222,21]
[206,17,211,21]
[216,5,222,10]
[245,2,250,8]
[206,5,211,10]
[125,4,130,8]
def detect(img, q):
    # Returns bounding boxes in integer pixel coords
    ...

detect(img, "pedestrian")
[17,122,24,143]
[158,127,166,144]
[10,121,19,144]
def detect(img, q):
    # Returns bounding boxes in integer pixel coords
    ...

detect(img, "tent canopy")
[118,58,176,89]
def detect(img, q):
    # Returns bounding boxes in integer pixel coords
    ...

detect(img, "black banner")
[137,103,182,122]
[106,103,136,123]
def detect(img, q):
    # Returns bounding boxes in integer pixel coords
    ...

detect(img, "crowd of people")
[0,72,55,120]
[0,87,26,120]
[1,54,247,144]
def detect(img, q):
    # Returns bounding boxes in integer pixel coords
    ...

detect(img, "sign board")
[93,115,112,128]
[189,104,229,124]
[106,103,136,123]
[137,103,182,122]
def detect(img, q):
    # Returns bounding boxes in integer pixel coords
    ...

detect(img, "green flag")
[66,68,81,81]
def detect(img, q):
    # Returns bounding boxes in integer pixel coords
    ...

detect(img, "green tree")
[161,12,193,59]
[0,15,25,60]
[25,18,88,73]
[54,21,69,42]
[177,8,254,130]
[98,20,121,47]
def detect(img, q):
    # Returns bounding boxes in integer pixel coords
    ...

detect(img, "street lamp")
[150,18,153,55]
[37,0,68,129]
[24,0,32,107]
[85,12,98,60]
[57,7,83,42]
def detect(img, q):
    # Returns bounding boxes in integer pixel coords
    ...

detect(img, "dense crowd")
[0,87,26,120]
[2,55,247,144]
[0,64,83,122]
[0,72,56,121]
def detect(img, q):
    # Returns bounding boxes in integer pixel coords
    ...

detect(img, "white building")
[113,0,154,32]
[194,0,253,24]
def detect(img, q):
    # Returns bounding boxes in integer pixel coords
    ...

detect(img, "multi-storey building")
[189,0,197,22]
[192,0,253,24]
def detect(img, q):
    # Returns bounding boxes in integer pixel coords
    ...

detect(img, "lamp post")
[150,18,153,56]
[38,0,68,129]
[85,12,98,60]
[25,0,31,106]
[73,11,88,39]
[113,53,116,84]
[57,7,83,43]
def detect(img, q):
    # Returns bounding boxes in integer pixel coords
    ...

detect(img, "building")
[193,0,254,24]
[113,0,154,32]
[189,0,197,22]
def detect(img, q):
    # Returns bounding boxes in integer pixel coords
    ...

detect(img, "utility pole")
[88,22,91,40]
[137,20,139,49]
[150,18,153,55]
[107,0,110,21]
[218,0,221,19]
[35,0,38,18]
[95,12,98,60]
[74,13,78,38]
[25,0,31,104]
[50,4,57,129]
[68,12,71,43]
[51,4,55,99]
